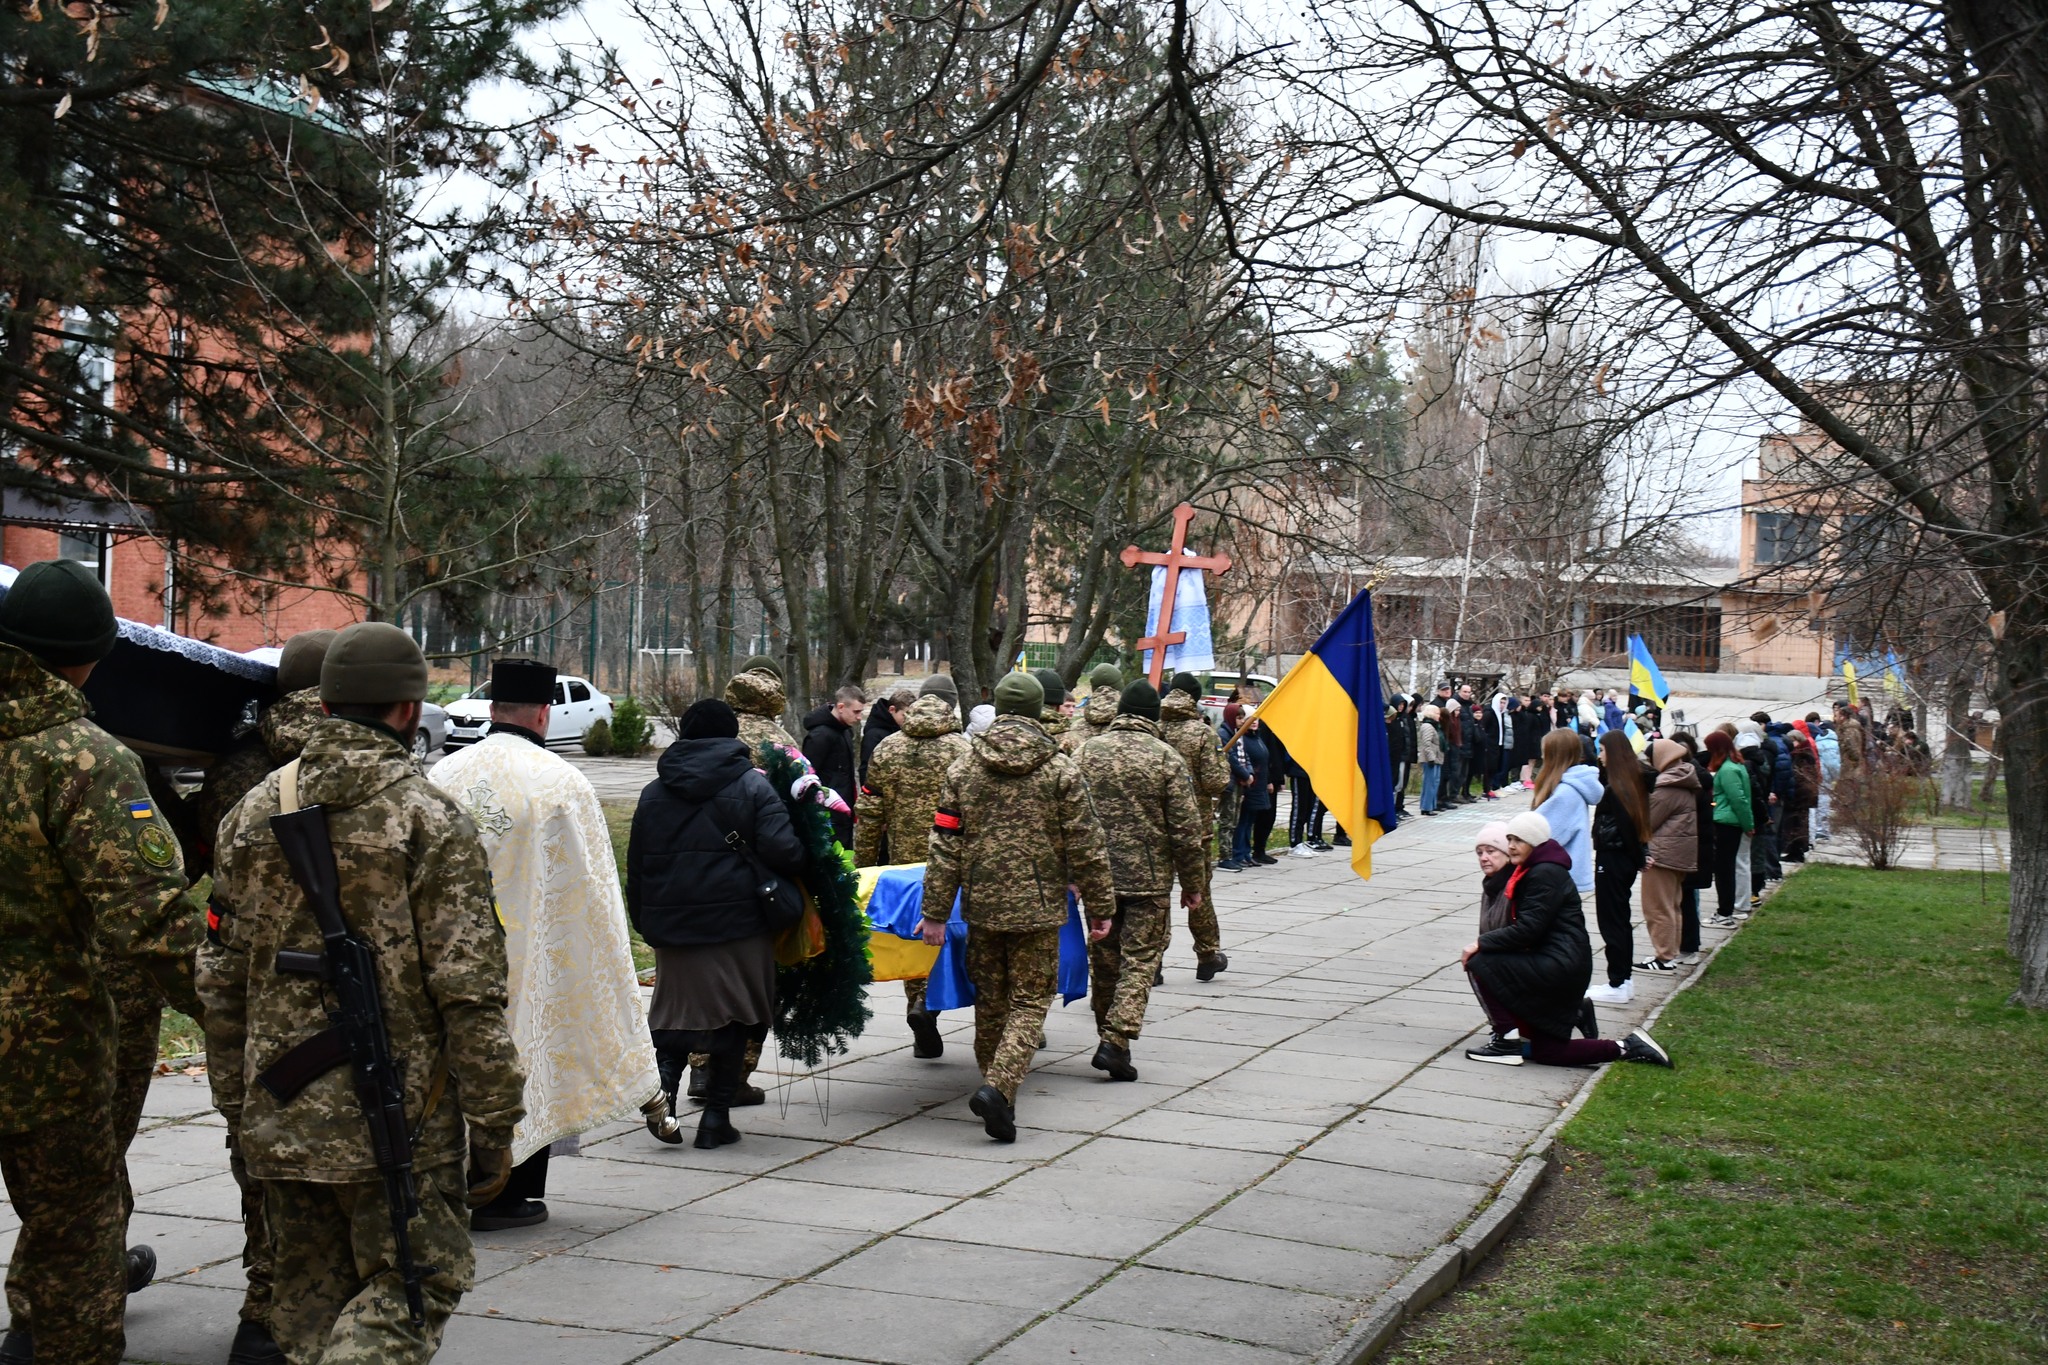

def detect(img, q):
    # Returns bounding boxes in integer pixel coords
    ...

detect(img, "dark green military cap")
[0,559,119,666]
[1088,663,1122,692]
[1032,668,1067,709]
[275,629,338,694]
[1118,680,1161,722]
[739,653,782,679]
[992,672,1043,718]
[919,672,959,701]
[320,621,429,705]
[1169,670,1202,700]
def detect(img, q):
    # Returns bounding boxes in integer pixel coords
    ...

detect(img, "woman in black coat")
[1461,812,1673,1069]
[629,699,806,1147]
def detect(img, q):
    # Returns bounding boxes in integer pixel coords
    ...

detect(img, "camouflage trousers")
[1215,785,1241,860]
[0,1112,125,1364]
[686,1037,763,1081]
[1090,894,1171,1047]
[228,1138,275,1325]
[265,1160,472,1365]
[963,926,1060,1103]
[903,978,928,1014]
[1188,800,1222,959]
[6,960,159,1337]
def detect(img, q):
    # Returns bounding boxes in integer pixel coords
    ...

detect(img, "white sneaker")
[1587,980,1634,1004]
[1678,951,1701,965]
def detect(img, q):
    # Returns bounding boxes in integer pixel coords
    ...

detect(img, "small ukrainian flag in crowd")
[1251,589,1398,880]
[1626,634,1670,707]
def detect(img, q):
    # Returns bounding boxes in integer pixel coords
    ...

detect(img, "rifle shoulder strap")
[279,758,304,816]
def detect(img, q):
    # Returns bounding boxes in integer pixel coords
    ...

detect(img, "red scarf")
[1503,862,1531,919]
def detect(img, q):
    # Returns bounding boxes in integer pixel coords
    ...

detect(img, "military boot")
[0,1327,30,1365]
[227,1318,288,1365]
[127,1245,156,1294]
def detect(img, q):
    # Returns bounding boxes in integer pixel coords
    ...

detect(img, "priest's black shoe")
[471,1199,548,1231]
[0,1327,31,1365]
[1091,1041,1138,1081]
[907,1008,945,1059]
[126,1244,156,1294]
[227,1318,288,1365]
[969,1085,1016,1143]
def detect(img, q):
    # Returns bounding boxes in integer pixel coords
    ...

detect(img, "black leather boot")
[695,1046,745,1148]
[227,1317,288,1365]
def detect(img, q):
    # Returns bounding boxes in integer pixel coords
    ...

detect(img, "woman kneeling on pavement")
[1463,812,1673,1070]
[628,699,806,1148]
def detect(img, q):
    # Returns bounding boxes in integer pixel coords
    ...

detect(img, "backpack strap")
[278,758,303,816]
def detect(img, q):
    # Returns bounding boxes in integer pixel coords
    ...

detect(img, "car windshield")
[464,686,490,701]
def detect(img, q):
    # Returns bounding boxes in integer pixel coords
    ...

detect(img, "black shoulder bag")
[707,794,807,931]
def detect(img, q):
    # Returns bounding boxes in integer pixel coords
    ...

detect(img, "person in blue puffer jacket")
[1528,729,1603,894]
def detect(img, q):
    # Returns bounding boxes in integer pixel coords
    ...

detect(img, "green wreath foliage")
[759,741,874,1065]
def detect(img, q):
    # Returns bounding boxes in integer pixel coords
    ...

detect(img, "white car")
[444,674,613,748]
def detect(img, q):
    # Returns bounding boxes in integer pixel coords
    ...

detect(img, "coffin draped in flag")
[0,568,278,761]
[1251,589,1398,878]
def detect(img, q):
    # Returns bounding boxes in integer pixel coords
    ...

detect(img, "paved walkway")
[1811,824,2009,872]
[12,797,1712,1365]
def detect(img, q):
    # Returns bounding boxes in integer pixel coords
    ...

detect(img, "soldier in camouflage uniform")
[853,693,970,1058]
[0,560,208,1365]
[724,656,802,756]
[1074,682,1208,1081]
[1060,663,1123,755]
[1031,668,1070,741]
[201,623,524,1365]
[1162,672,1232,980]
[182,630,335,1365]
[919,673,1115,1142]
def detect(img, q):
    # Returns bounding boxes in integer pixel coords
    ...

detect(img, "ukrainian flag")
[1626,634,1670,707]
[1252,589,1398,879]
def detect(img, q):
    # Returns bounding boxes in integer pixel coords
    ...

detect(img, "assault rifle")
[257,802,431,1327]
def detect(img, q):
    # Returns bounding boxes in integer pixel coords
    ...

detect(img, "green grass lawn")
[1385,864,2048,1365]
[603,799,655,973]
[1920,772,2008,830]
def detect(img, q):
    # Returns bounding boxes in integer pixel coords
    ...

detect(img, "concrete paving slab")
[1069,1265,1353,1355]
[910,1194,1181,1260]
[1137,1225,1404,1299]
[815,1236,1114,1309]
[437,1310,660,1364]
[979,1312,1307,1364]
[465,1253,773,1333]
[698,1281,1040,1364]
[572,1211,874,1279]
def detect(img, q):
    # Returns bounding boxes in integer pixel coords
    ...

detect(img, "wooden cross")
[1121,502,1232,687]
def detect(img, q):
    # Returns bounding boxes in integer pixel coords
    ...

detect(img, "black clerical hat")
[491,656,557,705]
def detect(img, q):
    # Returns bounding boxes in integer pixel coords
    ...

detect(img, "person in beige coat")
[1641,739,1701,969]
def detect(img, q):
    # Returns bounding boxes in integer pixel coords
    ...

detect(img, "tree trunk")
[1993,616,2048,1006]
[1949,1,2048,233]
[1938,664,1977,811]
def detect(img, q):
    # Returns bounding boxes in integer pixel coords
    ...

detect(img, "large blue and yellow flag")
[1626,634,1670,707]
[1252,589,1398,879]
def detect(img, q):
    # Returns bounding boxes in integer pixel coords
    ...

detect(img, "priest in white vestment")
[431,657,681,1230]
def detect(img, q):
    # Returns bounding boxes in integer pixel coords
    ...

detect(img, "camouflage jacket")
[1160,689,1231,804]
[923,715,1115,933]
[853,695,969,867]
[1060,685,1122,755]
[1076,715,1209,896]
[726,669,801,759]
[1039,708,1071,740]
[0,643,206,1134]
[202,717,524,1181]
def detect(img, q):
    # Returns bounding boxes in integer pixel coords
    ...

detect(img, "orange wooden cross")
[1121,502,1232,687]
